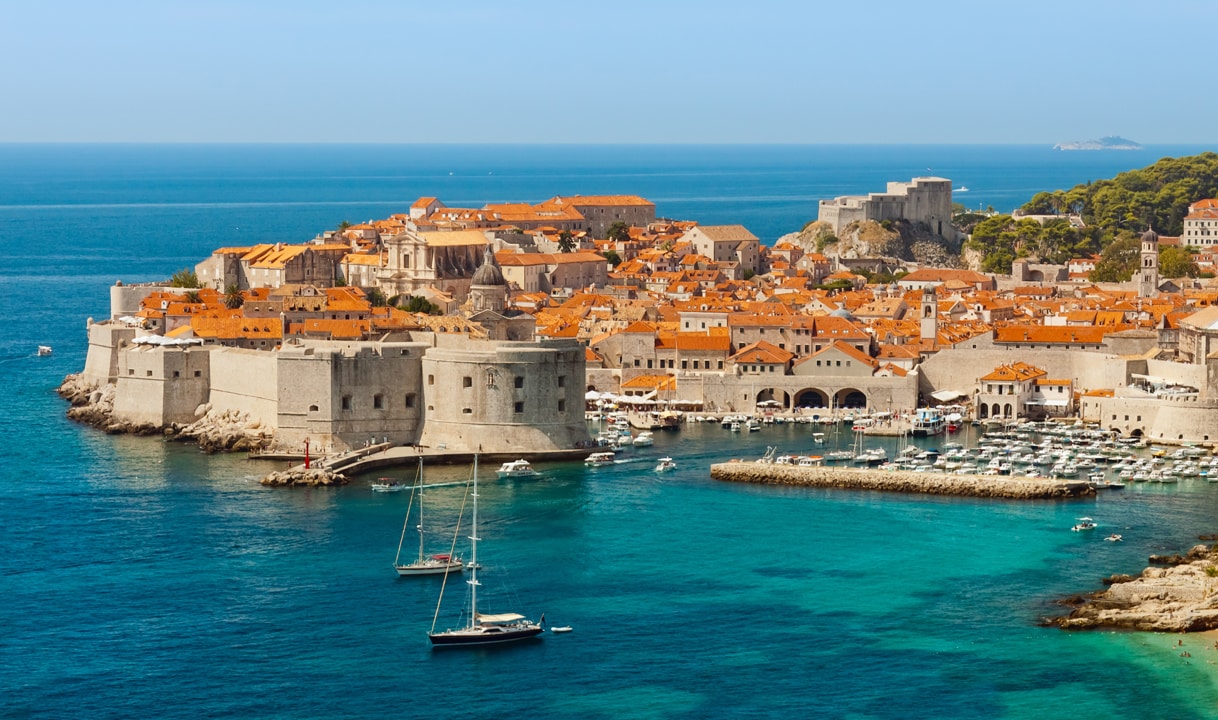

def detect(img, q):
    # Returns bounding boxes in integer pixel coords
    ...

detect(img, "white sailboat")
[429,455,544,647]
[394,459,464,577]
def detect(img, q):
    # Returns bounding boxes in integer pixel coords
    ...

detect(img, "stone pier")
[710,462,1094,499]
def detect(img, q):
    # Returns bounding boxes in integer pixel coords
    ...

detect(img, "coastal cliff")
[1048,543,1218,632]
[780,219,962,267]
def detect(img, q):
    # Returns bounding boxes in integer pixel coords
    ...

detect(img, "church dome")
[471,246,505,286]
[830,307,854,319]
[1141,227,1159,244]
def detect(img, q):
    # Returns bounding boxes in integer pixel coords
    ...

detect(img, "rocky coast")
[57,373,272,453]
[1047,542,1218,632]
[709,461,1094,499]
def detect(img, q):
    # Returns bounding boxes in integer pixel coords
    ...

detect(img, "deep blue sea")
[6,144,1218,719]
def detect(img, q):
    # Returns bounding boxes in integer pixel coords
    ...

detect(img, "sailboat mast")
[468,455,480,627]
[417,458,426,563]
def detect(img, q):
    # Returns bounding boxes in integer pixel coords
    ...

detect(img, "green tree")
[184,290,202,304]
[399,295,440,314]
[367,288,389,307]
[170,268,200,288]
[557,230,575,253]
[1089,234,1140,282]
[603,250,621,267]
[1159,246,1199,278]
[223,284,244,309]
[338,220,351,231]
[605,221,631,242]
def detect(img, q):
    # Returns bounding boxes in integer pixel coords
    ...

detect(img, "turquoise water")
[5,144,1218,718]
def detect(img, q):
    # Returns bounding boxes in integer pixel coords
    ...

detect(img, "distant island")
[1053,136,1143,151]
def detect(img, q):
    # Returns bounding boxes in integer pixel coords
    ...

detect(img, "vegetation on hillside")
[1020,152,1218,235]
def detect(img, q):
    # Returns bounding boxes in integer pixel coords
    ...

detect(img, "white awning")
[1026,399,1069,407]
[931,390,966,402]
[477,613,525,623]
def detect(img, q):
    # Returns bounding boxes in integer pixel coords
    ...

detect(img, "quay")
[269,443,595,477]
[710,462,1094,499]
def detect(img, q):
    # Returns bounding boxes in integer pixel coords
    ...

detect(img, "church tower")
[468,245,507,314]
[1138,227,1159,298]
[920,285,938,342]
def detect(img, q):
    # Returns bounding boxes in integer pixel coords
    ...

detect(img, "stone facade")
[82,321,590,453]
[818,177,958,240]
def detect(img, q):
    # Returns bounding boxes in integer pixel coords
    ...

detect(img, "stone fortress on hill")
[57,185,1218,452]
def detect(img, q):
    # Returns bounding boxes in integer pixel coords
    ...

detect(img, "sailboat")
[394,459,464,577]
[429,455,544,647]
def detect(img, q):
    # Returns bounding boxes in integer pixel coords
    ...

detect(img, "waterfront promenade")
[273,442,594,477]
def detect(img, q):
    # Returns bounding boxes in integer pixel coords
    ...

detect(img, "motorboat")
[1071,517,1098,532]
[632,432,654,447]
[654,457,677,473]
[550,626,573,634]
[585,452,616,467]
[37,345,52,356]
[746,418,762,432]
[1105,534,1123,542]
[912,408,946,437]
[496,459,540,479]
[372,479,408,492]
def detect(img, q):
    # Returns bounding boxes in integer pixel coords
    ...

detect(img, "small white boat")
[585,452,616,467]
[1105,534,1123,542]
[632,432,654,447]
[37,345,52,356]
[550,626,573,634]
[372,478,407,492]
[496,459,539,479]
[1071,517,1097,532]
[654,457,677,473]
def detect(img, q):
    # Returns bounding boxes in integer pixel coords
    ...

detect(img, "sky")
[1,0,1212,144]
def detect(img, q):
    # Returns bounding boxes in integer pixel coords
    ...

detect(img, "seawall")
[710,462,1094,499]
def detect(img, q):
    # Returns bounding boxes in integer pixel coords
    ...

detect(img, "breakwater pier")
[710,462,1095,499]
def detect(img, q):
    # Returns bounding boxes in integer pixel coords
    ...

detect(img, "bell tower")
[1138,227,1159,298]
[920,285,938,341]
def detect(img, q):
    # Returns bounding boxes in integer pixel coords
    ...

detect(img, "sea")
[5,143,1218,719]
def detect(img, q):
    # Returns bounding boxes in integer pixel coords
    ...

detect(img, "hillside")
[780,218,962,268]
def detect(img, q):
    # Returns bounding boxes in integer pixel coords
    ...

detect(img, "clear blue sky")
[2,0,1210,144]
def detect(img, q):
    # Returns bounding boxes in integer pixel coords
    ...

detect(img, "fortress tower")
[1139,227,1159,298]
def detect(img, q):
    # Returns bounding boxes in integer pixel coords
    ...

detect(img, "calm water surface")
[4,144,1218,719]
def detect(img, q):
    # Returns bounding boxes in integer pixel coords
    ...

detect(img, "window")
[342,396,352,411]
[514,401,524,413]
[682,360,688,370]
[558,400,566,412]
[428,374,434,385]
[309,404,319,412]
[463,376,473,388]
[173,371,180,378]
[514,376,524,389]
[129,369,135,376]
[194,370,201,377]
[486,369,497,387]
[374,394,383,409]
[462,407,472,414]
[405,394,416,408]
[146,370,153,377]
[717,360,723,370]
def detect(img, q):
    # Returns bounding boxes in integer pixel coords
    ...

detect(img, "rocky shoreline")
[57,373,273,453]
[1046,541,1218,632]
[259,468,349,487]
[709,461,1094,499]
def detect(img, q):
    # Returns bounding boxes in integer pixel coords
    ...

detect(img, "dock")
[271,443,595,477]
[710,462,1094,499]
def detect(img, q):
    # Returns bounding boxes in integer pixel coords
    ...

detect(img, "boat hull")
[429,624,544,647]
[396,562,463,576]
